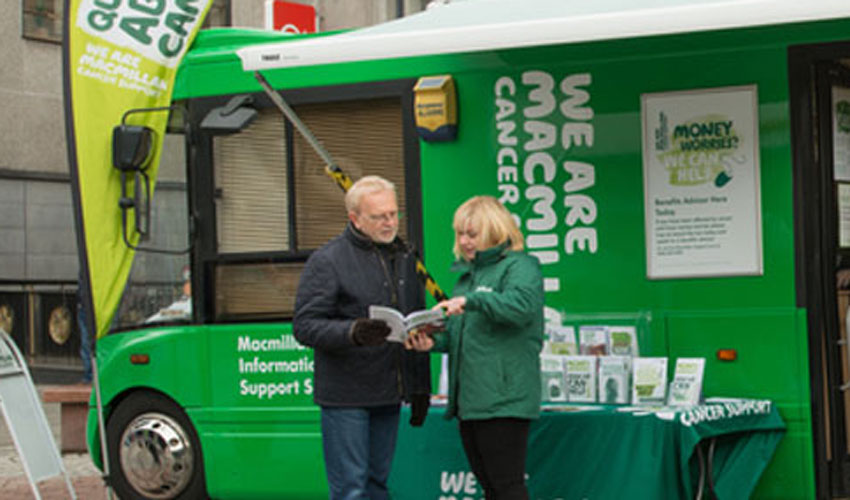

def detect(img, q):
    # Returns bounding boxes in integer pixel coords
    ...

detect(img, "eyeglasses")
[365,211,402,223]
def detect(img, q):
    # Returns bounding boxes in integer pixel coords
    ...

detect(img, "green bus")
[86,1,850,498]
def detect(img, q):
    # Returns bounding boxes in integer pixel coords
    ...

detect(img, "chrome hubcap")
[119,412,194,499]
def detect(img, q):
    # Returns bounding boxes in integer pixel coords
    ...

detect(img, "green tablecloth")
[390,398,785,499]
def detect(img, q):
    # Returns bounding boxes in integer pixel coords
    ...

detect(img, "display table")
[390,398,785,499]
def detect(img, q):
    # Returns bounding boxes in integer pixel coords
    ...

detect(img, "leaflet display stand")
[0,329,77,500]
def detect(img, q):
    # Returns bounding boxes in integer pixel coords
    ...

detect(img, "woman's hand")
[435,296,467,316]
[404,330,435,351]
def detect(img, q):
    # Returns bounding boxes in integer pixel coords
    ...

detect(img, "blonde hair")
[345,175,396,213]
[452,196,524,259]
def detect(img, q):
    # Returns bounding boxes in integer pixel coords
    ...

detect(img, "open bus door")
[821,59,850,498]
[791,41,850,498]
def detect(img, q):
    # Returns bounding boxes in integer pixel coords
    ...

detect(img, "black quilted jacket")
[293,223,431,407]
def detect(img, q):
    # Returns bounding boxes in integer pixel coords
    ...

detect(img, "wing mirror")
[112,125,154,172]
[113,123,155,243]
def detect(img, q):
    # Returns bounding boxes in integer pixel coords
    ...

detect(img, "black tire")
[106,391,208,500]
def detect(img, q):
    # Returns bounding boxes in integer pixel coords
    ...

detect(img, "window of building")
[22,0,63,43]
[203,0,232,28]
[21,0,230,44]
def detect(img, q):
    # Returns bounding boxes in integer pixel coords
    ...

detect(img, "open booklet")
[368,305,446,343]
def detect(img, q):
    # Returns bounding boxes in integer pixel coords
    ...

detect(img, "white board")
[0,330,76,499]
[642,85,763,279]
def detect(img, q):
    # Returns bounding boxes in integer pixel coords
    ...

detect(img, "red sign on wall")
[265,1,318,34]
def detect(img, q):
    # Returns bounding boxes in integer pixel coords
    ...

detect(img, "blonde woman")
[407,195,544,499]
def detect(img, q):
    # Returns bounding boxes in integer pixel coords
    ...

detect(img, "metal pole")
[254,71,354,192]
[254,71,336,168]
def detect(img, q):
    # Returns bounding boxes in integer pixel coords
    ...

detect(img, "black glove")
[349,318,391,346]
[409,393,430,427]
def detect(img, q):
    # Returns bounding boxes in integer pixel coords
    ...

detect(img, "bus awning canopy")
[237,0,850,71]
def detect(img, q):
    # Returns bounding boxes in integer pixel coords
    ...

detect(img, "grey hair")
[345,175,397,213]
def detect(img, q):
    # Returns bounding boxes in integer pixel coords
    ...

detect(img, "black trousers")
[458,417,531,500]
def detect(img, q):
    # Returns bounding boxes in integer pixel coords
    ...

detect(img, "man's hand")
[409,393,430,427]
[349,318,391,346]
[404,330,435,351]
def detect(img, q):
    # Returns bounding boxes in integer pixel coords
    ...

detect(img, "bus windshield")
[112,129,192,330]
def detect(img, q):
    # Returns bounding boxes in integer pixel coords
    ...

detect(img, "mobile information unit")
[86,1,850,498]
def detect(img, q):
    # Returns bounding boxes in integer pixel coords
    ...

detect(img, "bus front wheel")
[106,391,208,500]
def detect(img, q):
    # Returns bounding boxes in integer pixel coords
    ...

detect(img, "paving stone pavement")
[0,387,111,500]
[0,460,108,500]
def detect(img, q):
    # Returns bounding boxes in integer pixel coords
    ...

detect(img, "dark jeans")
[320,404,400,500]
[459,417,531,500]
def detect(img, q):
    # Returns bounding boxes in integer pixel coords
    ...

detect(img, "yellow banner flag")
[64,1,213,338]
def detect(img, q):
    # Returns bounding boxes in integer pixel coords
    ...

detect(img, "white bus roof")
[238,0,850,71]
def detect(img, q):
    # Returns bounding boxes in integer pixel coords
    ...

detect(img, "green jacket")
[434,243,545,420]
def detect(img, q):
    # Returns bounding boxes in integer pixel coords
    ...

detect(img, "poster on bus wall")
[832,86,850,181]
[831,86,850,247]
[641,85,763,279]
[63,1,214,338]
